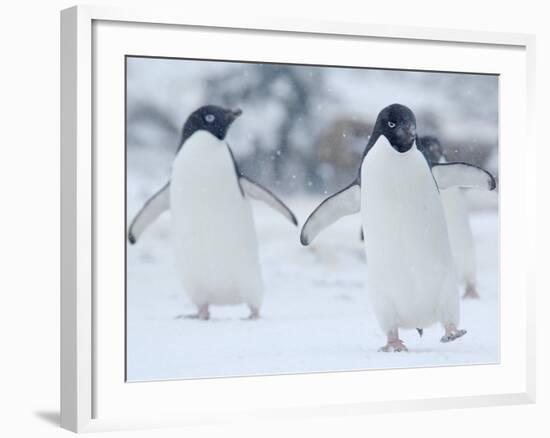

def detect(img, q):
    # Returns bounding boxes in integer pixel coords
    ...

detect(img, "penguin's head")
[371,104,417,153]
[417,135,445,165]
[179,105,242,147]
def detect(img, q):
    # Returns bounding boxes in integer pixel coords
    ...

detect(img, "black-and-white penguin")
[418,136,480,299]
[300,104,495,351]
[128,105,297,320]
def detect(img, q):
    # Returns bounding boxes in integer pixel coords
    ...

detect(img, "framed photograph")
[61,5,536,433]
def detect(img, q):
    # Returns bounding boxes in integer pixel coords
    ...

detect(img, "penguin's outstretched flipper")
[431,162,496,191]
[128,182,170,244]
[300,181,361,246]
[238,176,298,227]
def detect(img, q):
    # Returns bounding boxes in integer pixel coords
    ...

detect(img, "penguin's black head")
[371,104,417,153]
[179,105,242,148]
[417,135,445,165]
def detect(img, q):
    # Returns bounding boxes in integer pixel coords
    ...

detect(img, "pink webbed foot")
[441,324,467,343]
[379,329,408,352]
[379,339,408,352]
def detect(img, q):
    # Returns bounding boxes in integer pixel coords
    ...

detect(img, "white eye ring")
[204,114,215,123]
[387,121,396,128]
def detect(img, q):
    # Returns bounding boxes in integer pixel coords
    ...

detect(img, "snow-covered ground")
[126,187,499,382]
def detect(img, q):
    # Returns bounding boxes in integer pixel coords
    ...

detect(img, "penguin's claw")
[378,340,408,352]
[243,307,260,321]
[441,329,467,343]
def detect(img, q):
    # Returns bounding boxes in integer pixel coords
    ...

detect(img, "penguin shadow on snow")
[173,314,254,323]
[173,305,272,322]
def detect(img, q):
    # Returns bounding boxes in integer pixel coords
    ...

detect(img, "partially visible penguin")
[300,104,496,351]
[128,105,298,320]
[418,136,480,299]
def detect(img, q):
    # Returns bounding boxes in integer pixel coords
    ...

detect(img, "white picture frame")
[60,4,536,433]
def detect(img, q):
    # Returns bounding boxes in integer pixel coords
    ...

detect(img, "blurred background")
[126,57,498,196]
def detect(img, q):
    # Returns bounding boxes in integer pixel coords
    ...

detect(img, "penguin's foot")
[196,304,210,320]
[176,304,210,321]
[378,339,408,352]
[441,324,467,343]
[463,284,480,299]
[379,329,408,352]
[243,306,260,321]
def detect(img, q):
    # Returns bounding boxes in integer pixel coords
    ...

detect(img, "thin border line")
[124,55,128,382]
[125,53,500,77]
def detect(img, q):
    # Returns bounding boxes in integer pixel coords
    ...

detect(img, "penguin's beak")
[406,125,416,142]
[400,125,416,148]
[231,108,243,119]
[391,125,417,153]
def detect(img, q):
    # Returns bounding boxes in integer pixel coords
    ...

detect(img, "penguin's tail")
[416,328,423,337]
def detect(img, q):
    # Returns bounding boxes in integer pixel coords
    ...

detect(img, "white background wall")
[0,1,546,437]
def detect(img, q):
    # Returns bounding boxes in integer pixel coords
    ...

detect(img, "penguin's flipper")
[128,182,170,244]
[239,176,298,226]
[300,181,361,246]
[432,162,496,191]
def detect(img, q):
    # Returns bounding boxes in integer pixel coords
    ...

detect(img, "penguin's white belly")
[361,141,459,331]
[440,187,476,285]
[170,132,262,307]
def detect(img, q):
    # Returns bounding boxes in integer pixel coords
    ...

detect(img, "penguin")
[128,105,298,320]
[417,136,480,299]
[300,104,495,351]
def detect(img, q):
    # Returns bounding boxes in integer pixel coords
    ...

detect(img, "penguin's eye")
[387,121,396,128]
[204,114,215,123]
